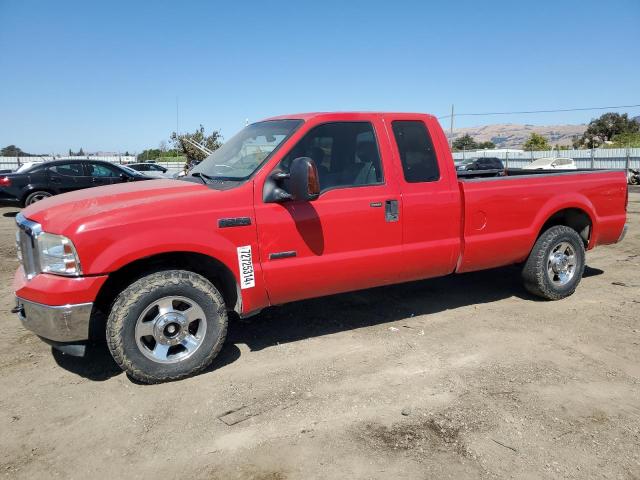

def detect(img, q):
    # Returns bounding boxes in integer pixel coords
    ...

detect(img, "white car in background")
[523,157,577,170]
[0,161,44,174]
[126,162,174,178]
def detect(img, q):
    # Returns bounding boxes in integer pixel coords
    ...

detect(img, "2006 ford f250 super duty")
[13,112,628,383]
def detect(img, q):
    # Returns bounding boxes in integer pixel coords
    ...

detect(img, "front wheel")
[522,225,586,300]
[25,190,52,206]
[106,270,228,383]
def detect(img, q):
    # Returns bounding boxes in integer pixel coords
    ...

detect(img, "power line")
[438,103,640,119]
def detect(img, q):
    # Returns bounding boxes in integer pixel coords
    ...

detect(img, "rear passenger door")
[254,119,404,304]
[385,116,462,281]
[48,162,92,193]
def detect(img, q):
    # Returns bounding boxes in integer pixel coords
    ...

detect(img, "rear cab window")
[391,120,440,183]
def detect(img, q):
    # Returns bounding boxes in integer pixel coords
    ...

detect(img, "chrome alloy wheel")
[547,242,577,286]
[27,192,52,204]
[134,296,207,364]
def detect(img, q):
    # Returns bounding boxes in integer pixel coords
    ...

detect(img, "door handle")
[385,199,399,222]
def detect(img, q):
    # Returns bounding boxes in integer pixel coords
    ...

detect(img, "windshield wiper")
[190,172,214,184]
[191,172,246,182]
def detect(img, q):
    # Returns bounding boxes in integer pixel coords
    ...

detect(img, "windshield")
[191,119,302,180]
[16,162,40,173]
[119,165,143,176]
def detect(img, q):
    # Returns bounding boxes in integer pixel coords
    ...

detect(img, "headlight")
[37,232,82,276]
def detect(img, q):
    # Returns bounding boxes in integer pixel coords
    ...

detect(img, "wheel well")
[539,208,592,245]
[94,252,240,316]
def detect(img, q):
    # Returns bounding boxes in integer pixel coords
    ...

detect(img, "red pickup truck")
[13,112,628,383]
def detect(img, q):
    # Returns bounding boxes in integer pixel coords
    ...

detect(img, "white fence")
[452,148,640,169]
[0,156,185,174]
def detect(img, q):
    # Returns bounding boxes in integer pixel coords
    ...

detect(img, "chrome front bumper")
[15,297,93,342]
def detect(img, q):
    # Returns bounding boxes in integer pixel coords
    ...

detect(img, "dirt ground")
[1,195,639,480]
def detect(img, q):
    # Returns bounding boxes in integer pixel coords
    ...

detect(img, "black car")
[0,160,150,207]
[456,157,505,172]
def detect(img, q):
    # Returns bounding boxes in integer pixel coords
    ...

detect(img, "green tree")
[575,112,640,148]
[477,141,496,149]
[1,145,32,156]
[523,133,550,151]
[137,147,182,161]
[452,134,478,151]
[171,125,223,162]
[137,148,163,161]
[607,132,640,148]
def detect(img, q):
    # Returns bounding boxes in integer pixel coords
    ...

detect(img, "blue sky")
[1,0,638,154]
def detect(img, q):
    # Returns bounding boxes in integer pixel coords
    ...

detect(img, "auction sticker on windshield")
[237,245,255,289]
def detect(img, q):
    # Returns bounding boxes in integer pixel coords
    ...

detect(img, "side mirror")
[289,157,320,201]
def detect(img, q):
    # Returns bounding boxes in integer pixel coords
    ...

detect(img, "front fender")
[83,225,239,274]
[72,220,269,314]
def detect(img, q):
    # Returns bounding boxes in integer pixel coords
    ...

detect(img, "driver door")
[253,119,404,305]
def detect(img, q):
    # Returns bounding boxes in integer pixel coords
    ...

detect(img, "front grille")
[16,213,41,279]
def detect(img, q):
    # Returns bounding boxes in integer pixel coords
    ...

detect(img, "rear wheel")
[106,270,227,383]
[522,225,586,300]
[25,191,52,206]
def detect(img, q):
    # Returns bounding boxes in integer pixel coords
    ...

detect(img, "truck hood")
[22,179,217,235]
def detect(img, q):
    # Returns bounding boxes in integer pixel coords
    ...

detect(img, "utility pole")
[449,104,455,147]
[176,97,179,135]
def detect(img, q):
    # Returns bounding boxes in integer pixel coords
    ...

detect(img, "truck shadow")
[51,264,603,382]
[51,340,242,382]
[226,264,604,352]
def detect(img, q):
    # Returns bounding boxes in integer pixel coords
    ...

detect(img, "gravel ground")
[0,194,638,480]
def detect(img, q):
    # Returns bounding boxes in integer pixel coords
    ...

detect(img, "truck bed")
[455,169,627,273]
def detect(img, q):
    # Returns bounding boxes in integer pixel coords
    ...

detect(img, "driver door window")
[280,122,384,192]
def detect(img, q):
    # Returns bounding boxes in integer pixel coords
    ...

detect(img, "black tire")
[522,225,586,300]
[24,190,52,206]
[106,270,227,383]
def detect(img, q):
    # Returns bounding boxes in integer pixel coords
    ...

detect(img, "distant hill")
[449,123,587,149]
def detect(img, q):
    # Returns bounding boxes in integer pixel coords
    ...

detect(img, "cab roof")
[263,112,438,122]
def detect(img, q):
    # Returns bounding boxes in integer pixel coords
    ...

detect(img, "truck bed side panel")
[457,171,627,273]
